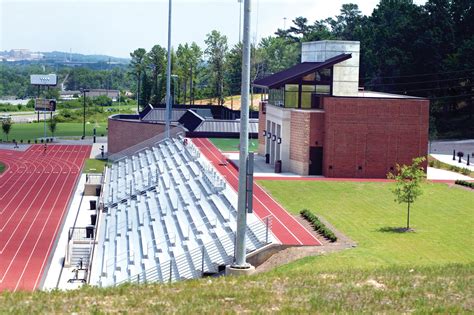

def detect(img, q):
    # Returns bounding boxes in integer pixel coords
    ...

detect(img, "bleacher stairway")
[90,136,275,287]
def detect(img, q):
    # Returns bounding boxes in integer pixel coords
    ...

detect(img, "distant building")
[0,49,44,61]
[253,40,429,178]
[60,89,119,101]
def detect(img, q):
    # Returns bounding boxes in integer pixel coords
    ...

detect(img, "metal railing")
[85,173,103,185]
[65,227,96,268]
[110,215,273,287]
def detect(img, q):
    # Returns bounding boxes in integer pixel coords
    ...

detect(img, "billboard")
[35,98,57,112]
[30,74,57,86]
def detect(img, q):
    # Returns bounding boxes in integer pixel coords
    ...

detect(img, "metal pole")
[165,0,173,139]
[44,110,46,139]
[238,0,243,43]
[82,90,86,139]
[234,0,251,268]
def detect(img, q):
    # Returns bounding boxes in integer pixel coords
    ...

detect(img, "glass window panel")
[284,84,299,108]
[316,85,330,94]
[301,85,315,109]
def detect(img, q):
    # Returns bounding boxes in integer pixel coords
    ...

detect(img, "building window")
[269,88,284,106]
[284,84,298,108]
[316,85,331,94]
[301,85,316,109]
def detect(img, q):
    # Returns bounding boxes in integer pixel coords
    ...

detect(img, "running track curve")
[193,138,321,246]
[0,145,91,291]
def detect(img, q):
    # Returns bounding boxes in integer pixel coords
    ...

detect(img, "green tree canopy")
[1,118,13,141]
[205,30,228,105]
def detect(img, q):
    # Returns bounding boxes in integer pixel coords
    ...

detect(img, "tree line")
[1,0,472,138]
[129,0,472,138]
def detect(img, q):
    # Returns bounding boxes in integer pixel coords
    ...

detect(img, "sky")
[0,0,427,58]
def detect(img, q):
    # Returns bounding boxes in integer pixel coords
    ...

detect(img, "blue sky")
[0,0,427,58]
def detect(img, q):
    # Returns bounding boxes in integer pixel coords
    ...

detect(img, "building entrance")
[309,146,323,175]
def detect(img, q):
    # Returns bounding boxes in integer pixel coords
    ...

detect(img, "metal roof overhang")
[253,53,352,89]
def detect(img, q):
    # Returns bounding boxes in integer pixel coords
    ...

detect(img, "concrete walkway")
[224,152,472,182]
[431,153,474,171]
[427,167,472,181]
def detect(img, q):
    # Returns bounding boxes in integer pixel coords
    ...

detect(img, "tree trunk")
[407,202,411,229]
[183,80,187,105]
[137,76,141,113]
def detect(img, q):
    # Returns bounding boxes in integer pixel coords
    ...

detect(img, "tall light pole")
[81,89,89,139]
[238,0,243,43]
[165,0,173,139]
[229,0,254,274]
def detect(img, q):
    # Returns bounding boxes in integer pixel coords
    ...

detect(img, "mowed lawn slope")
[258,181,474,271]
[1,181,472,313]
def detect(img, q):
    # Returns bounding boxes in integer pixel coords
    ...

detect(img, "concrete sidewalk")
[431,153,474,171]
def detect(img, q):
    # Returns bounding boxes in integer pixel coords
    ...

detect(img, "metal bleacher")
[90,136,275,287]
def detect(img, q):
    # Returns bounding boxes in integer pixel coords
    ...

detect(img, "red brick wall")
[108,118,166,154]
[323,97,429,178]
[289,111,311,174]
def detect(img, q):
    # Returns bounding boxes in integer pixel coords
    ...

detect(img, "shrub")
[455,180,474,189]
[461,168,471,176]
[300,209,337,242]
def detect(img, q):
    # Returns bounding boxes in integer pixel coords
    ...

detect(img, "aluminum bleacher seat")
[92,137,275,287]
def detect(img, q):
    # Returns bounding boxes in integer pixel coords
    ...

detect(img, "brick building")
[254,40,429,178]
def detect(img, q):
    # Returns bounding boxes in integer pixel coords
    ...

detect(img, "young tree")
[2,118,12,141]
[205,30,228,105]
[387,157,426,230]
[48,117,58,138]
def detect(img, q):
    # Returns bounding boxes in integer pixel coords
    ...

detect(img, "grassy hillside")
[0,264,471,313]
[1,181,472,313]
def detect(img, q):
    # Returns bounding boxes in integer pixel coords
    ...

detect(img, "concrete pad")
[225,264,255,277]
[427,167,472,181]
[90,142,108,159]
[0,143,30,151]
[224,152,320,178]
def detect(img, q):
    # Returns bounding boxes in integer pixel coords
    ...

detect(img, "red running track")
[193,138,321,246]
[0,144,91,291]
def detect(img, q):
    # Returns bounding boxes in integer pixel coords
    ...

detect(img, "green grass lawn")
[0,162,5,174]
[258,181,474,272]
[1,181,472,313]
[83,159,107,173]
[2,122,108,141]
[209,138,258,152]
